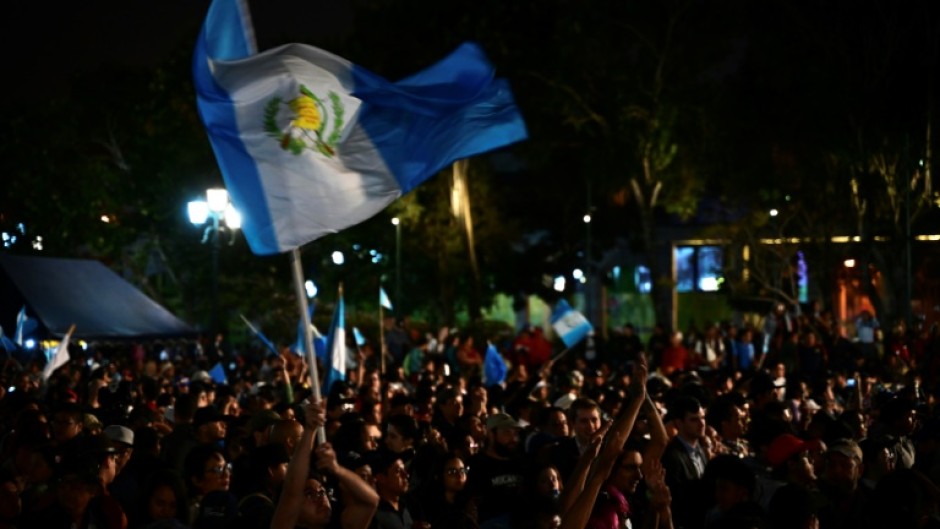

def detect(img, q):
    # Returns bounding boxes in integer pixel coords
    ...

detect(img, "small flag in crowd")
[0,326,19,354]
[193,0,527,255]
[239,314,280,357]
[14,306,36,347]
[291,302,323,360]
[483,343,508,386]
[42,324,75,382]
[209,362,228,384]
[323,290,346,396]
[550,299,593,348]
[353,327,367,347]
[379,286,393,311]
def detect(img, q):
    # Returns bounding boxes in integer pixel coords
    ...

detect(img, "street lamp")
[391,217,401,315]
[188,188,240,334]
[583,212,592,324]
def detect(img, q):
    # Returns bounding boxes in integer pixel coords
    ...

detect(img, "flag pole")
[379,303,386,377]
[290,248,325,443]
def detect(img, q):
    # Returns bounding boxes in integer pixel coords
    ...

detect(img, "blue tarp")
[0,253,195,340]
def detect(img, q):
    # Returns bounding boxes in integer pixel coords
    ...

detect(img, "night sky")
[0,0,353,105]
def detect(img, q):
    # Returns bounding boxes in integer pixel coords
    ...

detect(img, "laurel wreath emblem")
[263,84,345,157]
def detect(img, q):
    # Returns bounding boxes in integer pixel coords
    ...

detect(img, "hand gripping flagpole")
[290,248,326,444]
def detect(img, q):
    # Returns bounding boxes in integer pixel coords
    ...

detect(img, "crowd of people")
[2,303,940,529]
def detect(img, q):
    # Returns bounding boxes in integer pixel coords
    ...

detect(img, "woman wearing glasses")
[418,453,476,529]
[183,443,233,525]
[272,400,379,529]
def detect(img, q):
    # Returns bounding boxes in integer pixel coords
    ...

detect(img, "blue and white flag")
[483,343,508,386]
[0,326,19,355]
[239,314,280,357]
[550,299,593,348]
[352,327,367,347]
[193,0,527,255]
[41,324,74,382]
[379,286,393,311]
[323,292,346,396]
[14,306,36,347]
[291,305,326,363]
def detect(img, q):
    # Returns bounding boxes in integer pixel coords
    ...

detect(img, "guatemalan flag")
[193,0,528,255]
[550,299,593,348]
[322,291,346,396]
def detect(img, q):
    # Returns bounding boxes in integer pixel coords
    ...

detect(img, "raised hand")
[630,354,649,398]
[645,459,671,512]
[303,398,327,431]
[314,441,341,475]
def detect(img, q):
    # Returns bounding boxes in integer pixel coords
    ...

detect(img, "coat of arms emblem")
[264,84,345,157]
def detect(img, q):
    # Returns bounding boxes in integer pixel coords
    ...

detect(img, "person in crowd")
[269,418,305,457]
[526,406,569,464]
[763,434,822,511]
[192,406,227,447]
[551,398,602,481]
[183,444,233,525]
[236,443,291,529]
[854,310,880,366]
[419,452,475,529]
[816,439,868,529]
[162,393,200,475]
[138,469,189,529]
[661,331,691,377]
[868,396,917,469]
[271,399,379,529]
[703,454,763,529]
[694,324,726,372]
[51,402,86,447]
[661,396,709,529]
[385,414,419,467]
[371,452,415,529]
[467,413,526,529]
[706,393,750,458]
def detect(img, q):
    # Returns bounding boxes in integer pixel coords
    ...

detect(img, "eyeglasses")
[305,487,334,500]
[207,463,233,475]
[445,467,469,476]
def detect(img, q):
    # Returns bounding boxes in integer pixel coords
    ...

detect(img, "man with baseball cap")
[468,413,525,529]
[818,438,869,529]
[763,433,823,511]
[104,424,139,522]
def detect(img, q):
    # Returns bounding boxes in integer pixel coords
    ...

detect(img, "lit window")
[675,246,724,293]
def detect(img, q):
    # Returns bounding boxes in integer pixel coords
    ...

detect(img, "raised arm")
[558,420,610,513]
[642,392,669,472]
[560,356,649,529]
[271,399,323,529]
[315,442,380,529]
[640,459,674,529]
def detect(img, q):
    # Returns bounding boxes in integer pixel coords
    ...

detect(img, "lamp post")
[583,212,592,324]
[391,217,401,316]
[188,188,241,334]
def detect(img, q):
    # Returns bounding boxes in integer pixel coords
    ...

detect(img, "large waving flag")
[550,300,593,348]
[194,0,527,255]
[323,291,346,396]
